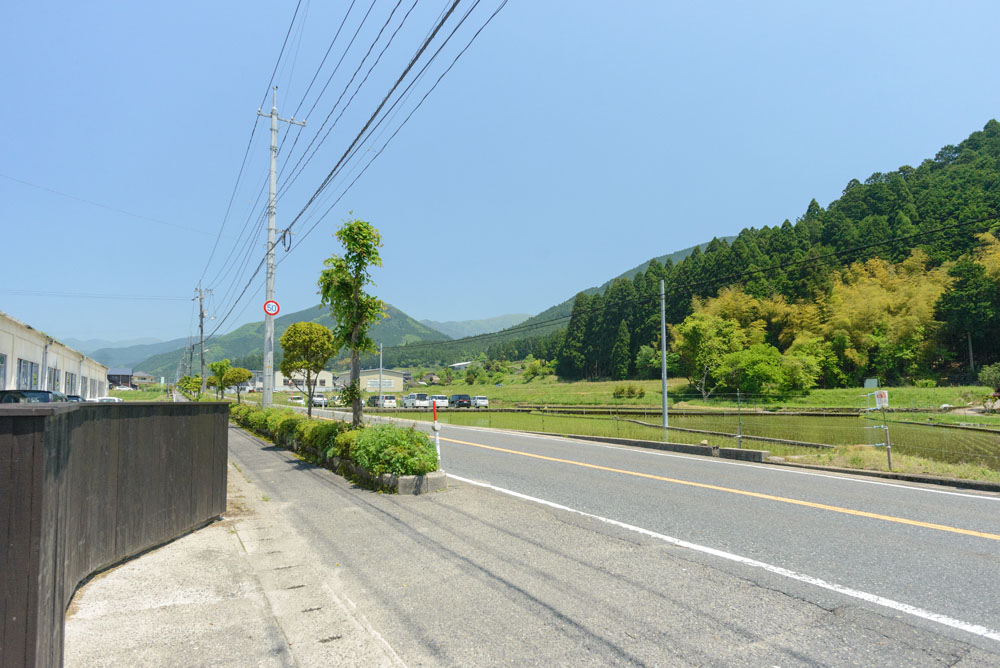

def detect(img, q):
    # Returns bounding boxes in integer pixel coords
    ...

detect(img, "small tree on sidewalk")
[318,218,387,428]
[223,367,254,404]
[207,359,232,400]
[280,322,335,418]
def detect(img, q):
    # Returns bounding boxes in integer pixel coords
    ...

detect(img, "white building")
[0,310,108,399]
[274,369,338,393]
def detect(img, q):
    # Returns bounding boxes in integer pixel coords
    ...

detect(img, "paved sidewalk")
[64,461,405,668]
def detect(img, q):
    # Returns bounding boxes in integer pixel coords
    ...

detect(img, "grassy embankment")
[109,388,172,401]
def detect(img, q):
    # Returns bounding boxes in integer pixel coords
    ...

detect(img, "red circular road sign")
[263,300,280,316]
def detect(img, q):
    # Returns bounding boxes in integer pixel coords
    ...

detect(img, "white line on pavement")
[447,473,1000,644]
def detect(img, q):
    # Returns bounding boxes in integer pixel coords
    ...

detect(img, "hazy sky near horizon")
[4,1,1000,344]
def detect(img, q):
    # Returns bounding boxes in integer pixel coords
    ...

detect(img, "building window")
[0,353,6,390]
[81,376,89,399]
[65,371,76,395]
[283,378,290,386]
[17,359,40,390]
[47,367,61,391]
[319,379,326,386]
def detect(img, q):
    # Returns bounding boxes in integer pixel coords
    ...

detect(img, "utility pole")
[194,284,212,396]
[378,343,383,409]
[660,278,669,438]
[258,86,305,409]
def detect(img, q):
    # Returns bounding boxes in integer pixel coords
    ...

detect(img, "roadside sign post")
[432,401,441,464]
[862,389,892,471]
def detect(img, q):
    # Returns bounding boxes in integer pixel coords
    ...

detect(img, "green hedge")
[352,425,438,476]
[228,404,437,479]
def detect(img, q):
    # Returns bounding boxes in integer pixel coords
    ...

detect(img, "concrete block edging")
[534,432,769,463]
[285,437,447,495]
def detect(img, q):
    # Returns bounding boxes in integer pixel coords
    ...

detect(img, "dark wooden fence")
[1,401,228,667]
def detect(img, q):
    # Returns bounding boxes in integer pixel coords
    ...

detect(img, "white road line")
[448,473,1000,644]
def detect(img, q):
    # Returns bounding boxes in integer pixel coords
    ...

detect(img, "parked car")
[472,396,490,409]
[65,395,83,402]
[430,395,449,409]
[0,389,69,403]
[312,394,329,407]
[289,396,305,405]
[381,395,397,408]
[403,393,431,408]
[449,394,472,408]
[95,396,124,403]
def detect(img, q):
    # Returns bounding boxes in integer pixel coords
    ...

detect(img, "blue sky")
[4,1,1000,344]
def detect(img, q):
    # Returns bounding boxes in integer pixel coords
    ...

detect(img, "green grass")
[109,389,172,402]
[412,376,993,412]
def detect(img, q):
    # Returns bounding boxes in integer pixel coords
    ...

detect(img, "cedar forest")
[372,122,1000,393]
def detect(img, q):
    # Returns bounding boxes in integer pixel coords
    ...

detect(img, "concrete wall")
[0,311,108,398]
[0,401,229,667]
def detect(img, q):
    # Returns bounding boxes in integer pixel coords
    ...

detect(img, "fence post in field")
[737,390,743,449]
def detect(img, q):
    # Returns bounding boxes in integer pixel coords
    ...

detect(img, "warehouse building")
[0,310,109,399]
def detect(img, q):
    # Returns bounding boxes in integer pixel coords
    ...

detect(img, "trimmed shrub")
[352,425,438,476]
[612,383,645,399]
[230,403,252,424]
[274,413,306,447]
[247,408,273,434]
[308,421,349,454]
[331,429,360,460]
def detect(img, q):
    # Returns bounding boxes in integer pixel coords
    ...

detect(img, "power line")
[0,289,189,301]
[282,0,509,258]
[198,0,305,285]
[0,173,228,238]
[203,0,470,342]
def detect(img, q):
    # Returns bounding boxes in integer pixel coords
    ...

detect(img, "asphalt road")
[230,412,1000,666]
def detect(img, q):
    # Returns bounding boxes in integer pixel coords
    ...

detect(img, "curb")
[532,432,769,463]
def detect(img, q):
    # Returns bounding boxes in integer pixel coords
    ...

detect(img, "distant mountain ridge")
[135,302,449,379]
[62,336,164,356]
[420,314,531,339]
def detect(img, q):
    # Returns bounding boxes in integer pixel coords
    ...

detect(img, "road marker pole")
[433,401,441,463]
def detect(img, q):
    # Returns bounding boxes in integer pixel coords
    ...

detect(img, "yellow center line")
[442,436,1000,542]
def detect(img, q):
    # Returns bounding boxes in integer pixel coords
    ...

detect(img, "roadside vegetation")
[109,386,172,401]
[228,403,438,487]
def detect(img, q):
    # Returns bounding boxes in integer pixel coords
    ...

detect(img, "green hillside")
[139,302,448,379]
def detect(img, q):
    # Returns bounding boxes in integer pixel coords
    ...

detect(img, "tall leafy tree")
[318,218,387,427]
[556,293,590,379]
[610,320,631,380]
[935,259,999,375]
[279,322,334,419]
[206,359,231,400]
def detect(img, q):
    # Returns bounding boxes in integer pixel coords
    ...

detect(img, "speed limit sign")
[263,300,280,316]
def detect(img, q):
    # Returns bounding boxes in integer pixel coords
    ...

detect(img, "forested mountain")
[387,121,1000,389]
[137,302,448,379]
[554,121,1000,390]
